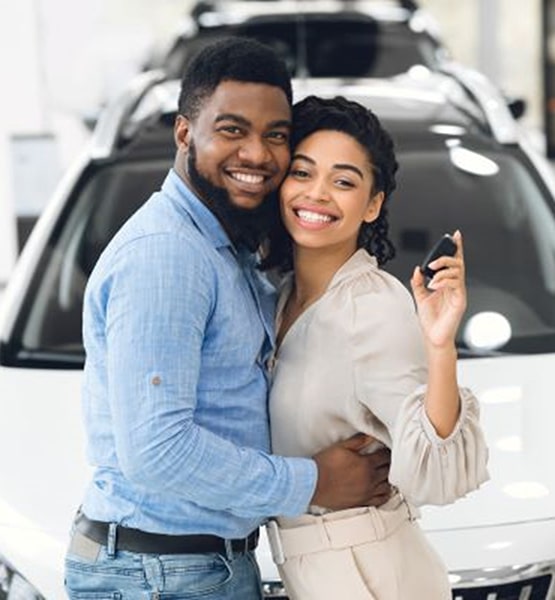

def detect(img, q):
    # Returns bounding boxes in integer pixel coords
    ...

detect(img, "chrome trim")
[450,561,555,588]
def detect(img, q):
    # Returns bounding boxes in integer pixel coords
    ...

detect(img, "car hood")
[1,353,554,593]
[420,352,555,532]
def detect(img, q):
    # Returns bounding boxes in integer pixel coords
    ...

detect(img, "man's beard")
[187,142,280,252]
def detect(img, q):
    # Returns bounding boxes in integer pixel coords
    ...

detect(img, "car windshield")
[6,134,555,368]
[384,145,555,356]
[161,18,440,79]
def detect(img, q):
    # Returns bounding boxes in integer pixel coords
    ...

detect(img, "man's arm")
[100,233,314,518]
[100,233,387,517]
[312,434,392,510]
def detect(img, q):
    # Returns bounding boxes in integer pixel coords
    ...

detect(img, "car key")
[419,234,457,281]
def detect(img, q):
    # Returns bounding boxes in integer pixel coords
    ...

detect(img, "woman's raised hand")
[410,230,467,349]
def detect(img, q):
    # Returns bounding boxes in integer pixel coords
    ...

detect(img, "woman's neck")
[292,244,357,306]
[276,243,357,349]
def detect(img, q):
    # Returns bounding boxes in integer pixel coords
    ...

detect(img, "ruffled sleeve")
[348,264,489,507]
[389,385,489,506]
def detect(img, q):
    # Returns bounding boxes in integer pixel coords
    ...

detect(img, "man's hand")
[311,433,391,510]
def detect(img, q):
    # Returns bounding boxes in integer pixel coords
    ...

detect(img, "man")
[64,37,391,599]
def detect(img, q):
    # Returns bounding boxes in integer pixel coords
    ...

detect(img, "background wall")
[421,0,542,131]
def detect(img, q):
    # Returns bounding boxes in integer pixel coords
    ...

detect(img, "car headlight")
[0,556,44,600]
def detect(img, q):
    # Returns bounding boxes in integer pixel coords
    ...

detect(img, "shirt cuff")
[419,385,473,446]
[278,457,318,517]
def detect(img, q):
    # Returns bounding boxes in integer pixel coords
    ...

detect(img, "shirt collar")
[162,169,234,250]
[328,248,378,289]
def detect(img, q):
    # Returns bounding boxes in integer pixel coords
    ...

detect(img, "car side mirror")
[507,97,527,120]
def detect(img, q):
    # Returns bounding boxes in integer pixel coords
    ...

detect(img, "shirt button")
[151,376,162,386]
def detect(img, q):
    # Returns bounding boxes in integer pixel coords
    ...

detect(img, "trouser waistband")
[266,501,416,565]
[74,511,259,556]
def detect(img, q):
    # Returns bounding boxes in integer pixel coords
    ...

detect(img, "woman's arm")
[410,230,466,438]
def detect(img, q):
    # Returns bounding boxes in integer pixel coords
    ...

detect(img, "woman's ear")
[174,114,191,150]
[363,191,385,223]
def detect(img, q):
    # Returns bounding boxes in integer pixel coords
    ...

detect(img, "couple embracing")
[65,37,488,600]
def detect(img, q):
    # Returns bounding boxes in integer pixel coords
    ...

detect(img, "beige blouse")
[269,249,489,507]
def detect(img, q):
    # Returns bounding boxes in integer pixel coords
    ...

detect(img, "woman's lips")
[293,207,339,229]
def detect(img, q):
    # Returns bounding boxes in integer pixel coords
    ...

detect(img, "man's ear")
[363,191,385,223]
[174,114,191,150]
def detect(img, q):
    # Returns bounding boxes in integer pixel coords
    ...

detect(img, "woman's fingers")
[427,255,463,273]
[410,266,428,300]
[452,229,464,259]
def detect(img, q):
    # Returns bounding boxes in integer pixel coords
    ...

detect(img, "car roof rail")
[194,1,413,23]
[438,62,518,144]
[90,69,168,159]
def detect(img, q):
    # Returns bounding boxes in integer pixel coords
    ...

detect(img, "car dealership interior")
[1,1,554,599]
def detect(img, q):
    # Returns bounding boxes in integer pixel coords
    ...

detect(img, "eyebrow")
[215,113,292,129]
[292,153,365,180]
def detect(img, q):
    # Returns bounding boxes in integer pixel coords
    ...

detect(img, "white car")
[1,66,555,599]
[144,0,449,81]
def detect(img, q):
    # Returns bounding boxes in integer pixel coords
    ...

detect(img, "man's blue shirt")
[81,169,316,537]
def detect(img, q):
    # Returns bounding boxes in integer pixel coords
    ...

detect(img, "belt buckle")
[265,520,285,565]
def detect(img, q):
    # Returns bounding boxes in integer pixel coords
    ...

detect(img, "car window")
[8,159,171,367]
[5,132,555,368]
[386,147,555,354]
[162,19,439,79]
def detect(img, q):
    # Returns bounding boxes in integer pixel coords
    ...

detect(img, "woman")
[263,96,489,599]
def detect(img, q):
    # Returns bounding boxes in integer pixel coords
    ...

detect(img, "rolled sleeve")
[102,232,315,518]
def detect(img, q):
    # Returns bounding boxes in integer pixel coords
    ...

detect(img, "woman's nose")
[304,179,331,202]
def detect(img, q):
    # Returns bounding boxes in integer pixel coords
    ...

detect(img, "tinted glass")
[8,159,170,366]
[385,147,555,355]
[7,135,555,367]
[162,18,439,79]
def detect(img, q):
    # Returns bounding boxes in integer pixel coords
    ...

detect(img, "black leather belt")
[75,512,259,555]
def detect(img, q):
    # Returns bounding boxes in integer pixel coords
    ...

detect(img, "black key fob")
[420,234,457,280]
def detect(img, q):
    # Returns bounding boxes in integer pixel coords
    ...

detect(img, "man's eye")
[219,126,242,135]
[267,131,289,143]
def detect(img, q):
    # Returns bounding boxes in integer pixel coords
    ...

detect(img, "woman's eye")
[290,168,309,178]
[336,178,355,188]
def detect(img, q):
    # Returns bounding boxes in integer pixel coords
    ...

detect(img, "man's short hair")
[177,37,293,120]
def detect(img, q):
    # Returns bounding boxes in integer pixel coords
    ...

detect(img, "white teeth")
[296,209,333,223]
[230,172,264,184]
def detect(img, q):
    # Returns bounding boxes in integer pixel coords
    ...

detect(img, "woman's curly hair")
[261,95,398,273]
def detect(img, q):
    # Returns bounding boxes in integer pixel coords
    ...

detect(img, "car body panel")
[1,353,554,596]
[1,71,555,597]
[0,367,89,599]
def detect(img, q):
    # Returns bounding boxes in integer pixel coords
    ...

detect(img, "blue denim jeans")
[64,530,264,600]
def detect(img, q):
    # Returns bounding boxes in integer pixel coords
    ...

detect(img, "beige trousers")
[267,499,451,600]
